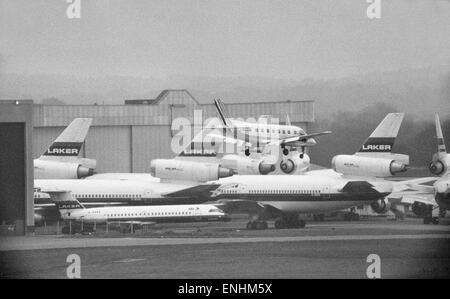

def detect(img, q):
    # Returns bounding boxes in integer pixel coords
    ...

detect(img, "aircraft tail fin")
[40,118,92,159]
[435,114,447,154]
[357,113,404,154]
[214,99,232,127]
[45,191,86,211]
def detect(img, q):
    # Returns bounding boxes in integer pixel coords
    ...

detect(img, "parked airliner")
[34,179,221,225]
[211,175,393,229]
[212,99,331,157]
[50,196,229,234]
[34,118,95,179]
[402,114,450,224]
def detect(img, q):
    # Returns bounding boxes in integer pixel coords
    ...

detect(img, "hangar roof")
[33,90,315,126]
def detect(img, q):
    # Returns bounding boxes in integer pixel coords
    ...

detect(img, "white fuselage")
[62,204,228,224]
[35,179,197,207]
[231,120,306,145]
[213,174,392,214]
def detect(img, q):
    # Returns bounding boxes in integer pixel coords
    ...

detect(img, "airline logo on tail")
[57,201,84,210]
[357,113,404,154]
[40,118,91,159]
[44,142,82,156]
[359,137,395,152]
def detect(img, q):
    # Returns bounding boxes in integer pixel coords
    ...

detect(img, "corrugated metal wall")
[84,126,132,173]
[32,92,315,173]
[131,126,173,172]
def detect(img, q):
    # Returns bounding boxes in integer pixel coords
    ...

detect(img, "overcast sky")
[1,0,449,81]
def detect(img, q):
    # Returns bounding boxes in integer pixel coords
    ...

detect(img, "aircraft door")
[142,190,153,204]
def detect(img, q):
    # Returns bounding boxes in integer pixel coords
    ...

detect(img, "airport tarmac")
[1,218,449,278]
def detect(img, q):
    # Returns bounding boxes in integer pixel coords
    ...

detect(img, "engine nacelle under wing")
[279,152,310,174]
[332,155,407,178]
[34,160,94,179]
[411,202,431,217]
[370,199,391,214]
[220,155,275,175]
[150,159,234,182]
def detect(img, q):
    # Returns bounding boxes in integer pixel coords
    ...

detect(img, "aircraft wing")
[162,184,221,198]
[211,199,281,217]
[391,177,438,193]
[387,192,437,206]
[266,131,332,146]
[204,133,246,146]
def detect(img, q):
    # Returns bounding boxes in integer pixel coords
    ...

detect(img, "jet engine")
[332,155,407,178]
[370,199,391,214]
[279,152,310,174]
[34,160,94,179]
[429,153,450,176]
[150,159,234,182]
[411,202,431,217]
[220,155,275,175]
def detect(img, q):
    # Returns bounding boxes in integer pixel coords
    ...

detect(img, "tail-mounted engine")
[279,152,310,174]
[332,155,407,178]
[34,160,94,179]
[150,159,233,182]
[429,153,449,176]
[220,155,275,175]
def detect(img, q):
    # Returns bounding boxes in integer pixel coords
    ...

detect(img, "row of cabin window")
[224,189,321,194]
[75,194,140,198]
[105,211,193,217]
[254,128,298,135]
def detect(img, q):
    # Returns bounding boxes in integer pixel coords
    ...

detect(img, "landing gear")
[282,148,289,156]
[274,214,306,229]
[245,148,250,156]
[343,208,360,221]
[299,146,305,159]
[246,220,268,230]
[423,205,439,225]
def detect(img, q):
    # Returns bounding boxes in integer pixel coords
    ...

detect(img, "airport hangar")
[0,90,314,235]
[32,90,316,173]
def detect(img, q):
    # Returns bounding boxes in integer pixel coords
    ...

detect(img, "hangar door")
[0,123,25,229]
